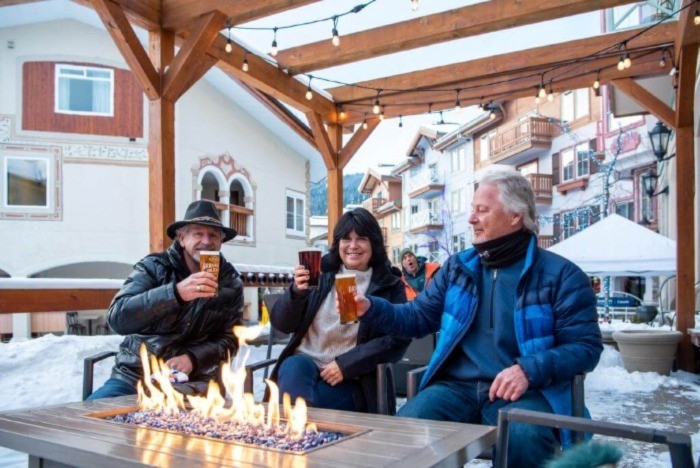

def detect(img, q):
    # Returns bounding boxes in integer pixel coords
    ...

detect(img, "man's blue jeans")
[86,377,136,400]
[399,379,558,467]
[277,354,366,412]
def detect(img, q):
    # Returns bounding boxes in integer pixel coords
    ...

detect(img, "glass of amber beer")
[335,273,358,324]
[199,251,220,295]
[298,249,321,288]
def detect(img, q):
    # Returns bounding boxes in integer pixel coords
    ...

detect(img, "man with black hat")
[87,200,244,399]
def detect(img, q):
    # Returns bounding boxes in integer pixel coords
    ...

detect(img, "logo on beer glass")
[335,273,358,324]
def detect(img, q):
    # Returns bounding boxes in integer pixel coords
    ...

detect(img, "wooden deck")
[0,396,496,467]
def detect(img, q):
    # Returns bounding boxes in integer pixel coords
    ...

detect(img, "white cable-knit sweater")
[296,266,373,368]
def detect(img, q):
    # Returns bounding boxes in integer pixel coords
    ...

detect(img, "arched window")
[193,154,256,245]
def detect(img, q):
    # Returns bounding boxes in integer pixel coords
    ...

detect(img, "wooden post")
[148,30,176,253]
[326,124,343,244]
[675,125,696,371]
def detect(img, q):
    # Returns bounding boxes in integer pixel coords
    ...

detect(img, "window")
[0,146,60,220]
[286,190,305,236]
[559,205,601,240]
[479,135,490,161]
[561,142,591,182]
[392,247,401,265]
[55,65,114,116]
[450,188,466,214]
[411,204,419,215]
[639,175,655,222]
[517,160,538,176]
[452,233,468,253]
[607,112,644,132]
[5,157,48,208]
[615,201,634,220]
[451,146,465,173]
[391,212,401,231]
[561,89,589,122]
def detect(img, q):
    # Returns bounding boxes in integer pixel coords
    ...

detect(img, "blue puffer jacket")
[364,236,603,446]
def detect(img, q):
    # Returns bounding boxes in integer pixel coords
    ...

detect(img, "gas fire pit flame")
[132,325,321,445]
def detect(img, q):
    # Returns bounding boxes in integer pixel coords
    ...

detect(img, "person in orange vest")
[400,249,440,301]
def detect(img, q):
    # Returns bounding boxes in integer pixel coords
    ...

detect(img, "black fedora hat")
[166,200,237,242]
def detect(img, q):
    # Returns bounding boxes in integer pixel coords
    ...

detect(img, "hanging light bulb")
[535,88,541,105]
[694,8,700,26]
[593,70,600,89]
[547,83,554,102]
[225,24,233,53]
[659,48,666,68]
[242,55,249,73]
[362,119,368,130]
[670,66,678,76]
[411,0,419,11]
[339,105,347,120]
[332,28,340,47]
[489,109,496,120]
[305,77,313,101]
[399,115,403,128]
[617,55,625,70]
[270,27,278,56]
[538,86,547,99]
[623,53,631,69]
[454,100,462,114]
[379,106,385,121]
[373,92,381,114]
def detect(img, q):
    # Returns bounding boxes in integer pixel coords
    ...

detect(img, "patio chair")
[82,351,118,400]
[493,408,696,468]
[66,312,87,336]
[261,293,291,380]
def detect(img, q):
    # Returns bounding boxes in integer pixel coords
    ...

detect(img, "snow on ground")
[1,336,699,467]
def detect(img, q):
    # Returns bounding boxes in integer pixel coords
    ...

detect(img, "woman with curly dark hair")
[269,208,409,414]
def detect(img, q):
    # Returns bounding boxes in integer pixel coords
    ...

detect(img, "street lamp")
[641,168,669,198]
[647,121,672,162]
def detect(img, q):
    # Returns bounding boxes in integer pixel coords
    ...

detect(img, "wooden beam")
[341,54,670,123]
[162,10,227,101]
[276,0,641,74]
[675,44,698,128]
[236,79,317,149]
[338,117,380,169]
[306,112,337,170]
[327,167,343,245]
[0,289,119,313]
[148,29,175,253]
[328,21,677,104]
[674,0,700,63]
[611,78,676,129]
[92,0,161,100]
[199,36,337,123]
[675,125,696,371]
[161,0,321,30]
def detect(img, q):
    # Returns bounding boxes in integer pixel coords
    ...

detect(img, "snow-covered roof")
[548,214,676,276]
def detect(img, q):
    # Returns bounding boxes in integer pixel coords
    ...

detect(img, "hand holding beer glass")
[199,251,220,296]
[295,249,321,292]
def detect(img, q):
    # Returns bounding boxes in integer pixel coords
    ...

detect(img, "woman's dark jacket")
[269,255,410,414]
[107,241,243,395]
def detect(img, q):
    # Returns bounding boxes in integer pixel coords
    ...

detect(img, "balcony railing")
[538,236,555,249]
[362,197,387,214]
[525,173,553,204]
[213,201,254,237]
[489,117,554,163]
[408,168,443,199]
[409,209,443,233]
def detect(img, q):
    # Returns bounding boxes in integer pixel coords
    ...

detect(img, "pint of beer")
[298,249,321,288]
[335,273,358,324]
[199,251,220,295]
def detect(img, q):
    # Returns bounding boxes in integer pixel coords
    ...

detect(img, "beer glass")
[199,251,220,295]
[335,273,358,324]
[298,249,321,288]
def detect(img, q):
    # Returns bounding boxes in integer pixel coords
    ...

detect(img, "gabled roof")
[405,127,445,156]
[358,166,400,194]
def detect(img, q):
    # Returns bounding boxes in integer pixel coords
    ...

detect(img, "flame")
[135,325,312,441]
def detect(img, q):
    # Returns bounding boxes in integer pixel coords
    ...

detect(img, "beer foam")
[199,251,220,256]
[335,273,357,279]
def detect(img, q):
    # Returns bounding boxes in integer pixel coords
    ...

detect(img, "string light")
[537,73,547,99]
[305,77,313,100]
[270,27,278,56]
[242,51,249,72]
[534,87,541,105]
[547,81,554,102]
[225,23,233,53]
[411,0,419,11]
[454,89,462,114]
[339,105,347,120]
[332,16,340,46]
[659,48,666,68]
[398,114,403,128]
[623,53,632,69]
[695,2,700,26]
[362,114,368,130]
[593,70,600,89]
[379,105,385,120]
[372,90,381,114]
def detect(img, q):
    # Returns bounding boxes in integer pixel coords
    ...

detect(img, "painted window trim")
[54,64,115,117]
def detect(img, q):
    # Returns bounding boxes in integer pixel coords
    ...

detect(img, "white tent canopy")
[548,214,676,276]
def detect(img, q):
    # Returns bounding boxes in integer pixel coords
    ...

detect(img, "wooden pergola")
[1,0,697,370]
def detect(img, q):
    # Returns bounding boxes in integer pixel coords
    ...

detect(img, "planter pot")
[612,330,683,375]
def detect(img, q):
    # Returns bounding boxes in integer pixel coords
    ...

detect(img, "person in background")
[87,200,243,399]
[269,208,410,414]
[352,171,603,467]
[400,248,440,301]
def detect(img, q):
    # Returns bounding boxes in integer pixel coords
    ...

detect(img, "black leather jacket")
[269,255,410,414]
[108,241,243,395]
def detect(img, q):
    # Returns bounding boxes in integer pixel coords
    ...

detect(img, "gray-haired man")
[352,171,603,466]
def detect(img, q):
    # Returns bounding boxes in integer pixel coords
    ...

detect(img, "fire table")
[0,395,496,467]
